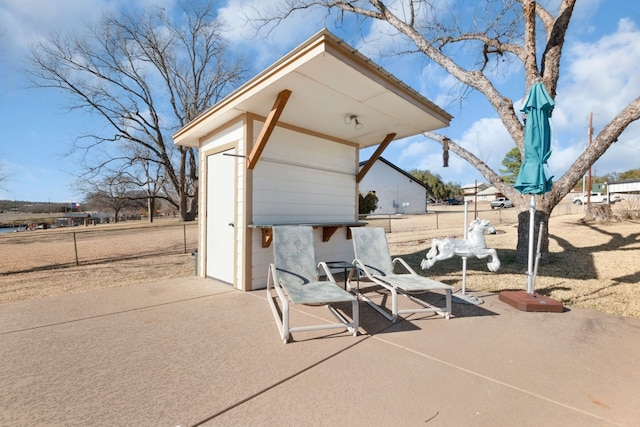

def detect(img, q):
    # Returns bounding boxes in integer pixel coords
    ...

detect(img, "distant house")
[358,157,431,215]
[607,179,640,204]
[606,179,640,194]
[58,212,110,227]
[477,186,503,202]
[461,182,489,202]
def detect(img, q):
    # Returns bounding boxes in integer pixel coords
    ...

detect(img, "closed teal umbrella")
[515,81,554,294]
[515,81,555,194]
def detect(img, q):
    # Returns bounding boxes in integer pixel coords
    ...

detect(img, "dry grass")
[1,206,639,319]
[0,219,196,273]
[385,213,640,319]
[0,253,194,304]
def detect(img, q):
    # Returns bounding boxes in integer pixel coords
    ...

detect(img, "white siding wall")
[252,127,356,223]
[609,181,640,193]
[250,124,358,289]
[199,120,361,291]
[359,161,427,215]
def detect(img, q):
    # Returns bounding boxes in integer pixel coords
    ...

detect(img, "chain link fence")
[0,222,198,275]
[3,198,636,276]
[362,199,638,244]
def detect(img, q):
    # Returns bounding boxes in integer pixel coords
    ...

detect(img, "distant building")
[607,179,640,205]
[607,179,640,194]
[358,157,431,215]
[461,182,489,202]
[58,212,110,227]
[477,186,503,202]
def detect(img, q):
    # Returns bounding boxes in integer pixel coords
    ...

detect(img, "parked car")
[572,192,622,205]
[444,198,463,205]
[490,197,514,209]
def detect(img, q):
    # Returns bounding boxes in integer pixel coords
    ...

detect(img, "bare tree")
[0,163,8,191]
[122,144,168,223]
[257,0,640,263]
[28,1,246,221]
[83,174,139,223]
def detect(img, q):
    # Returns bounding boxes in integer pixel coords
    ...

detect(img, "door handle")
[228,222,234,227]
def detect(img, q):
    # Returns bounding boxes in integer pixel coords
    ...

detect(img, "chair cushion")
[350,227,394,275]
[273,226,318,287]
[280,280,356,305]
[374,274,453,292]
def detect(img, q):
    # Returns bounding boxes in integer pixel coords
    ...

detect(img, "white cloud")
[0,0,176,60]
[217,0,331,70]
[392,117,511,185]
[0,1,109,57]
[558,19,640,131]
[546,18,640,177]
[458,117,514,171]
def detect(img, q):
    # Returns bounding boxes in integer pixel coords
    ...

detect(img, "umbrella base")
[499,290,563,313]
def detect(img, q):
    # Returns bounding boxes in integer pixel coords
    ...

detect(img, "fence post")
[73,232,79,266]
[183,224,187,254]
[435,212,439,229]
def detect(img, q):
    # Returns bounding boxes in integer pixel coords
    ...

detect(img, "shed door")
[206,150,235,284]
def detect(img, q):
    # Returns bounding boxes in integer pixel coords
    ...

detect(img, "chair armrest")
[317,261,338,282]
[352,258,376,280]
[392,257,418,274]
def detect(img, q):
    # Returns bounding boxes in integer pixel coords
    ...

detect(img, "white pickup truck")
[490,197,514,209]
[572,192,621,205]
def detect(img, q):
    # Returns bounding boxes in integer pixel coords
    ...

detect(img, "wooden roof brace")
[356,133,396,183]
[247,89,292,169]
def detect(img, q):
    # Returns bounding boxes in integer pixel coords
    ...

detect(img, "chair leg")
[351,299,359,336]
[267,265,291,343]
[390,288,399,322]
[281,298,290,343]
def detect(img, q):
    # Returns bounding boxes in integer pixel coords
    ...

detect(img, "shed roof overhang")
[173,29,451,149]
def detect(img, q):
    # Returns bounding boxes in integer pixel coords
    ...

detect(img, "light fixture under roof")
[344,114,363,130]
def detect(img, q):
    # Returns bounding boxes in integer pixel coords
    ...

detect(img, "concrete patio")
[1,276,639,426]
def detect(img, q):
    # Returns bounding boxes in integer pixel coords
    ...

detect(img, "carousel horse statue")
[421,218,501,272]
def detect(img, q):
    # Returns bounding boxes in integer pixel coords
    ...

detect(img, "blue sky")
[1,0,639,202]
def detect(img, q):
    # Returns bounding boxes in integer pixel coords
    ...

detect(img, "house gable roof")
[359,157,431,191]
[173,29,451,148]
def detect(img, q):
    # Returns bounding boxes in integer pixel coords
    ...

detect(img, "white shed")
[358,157,431,215]
[608,180,640,194]
[173,29,451,291]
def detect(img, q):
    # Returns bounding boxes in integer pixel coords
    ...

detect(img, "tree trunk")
[147,196,154,223]
[516,210,550,265]
[184,194,198,222]
[583,204,616,222]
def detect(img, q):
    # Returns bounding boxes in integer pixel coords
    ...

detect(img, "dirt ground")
[379,207,640,319]
[1,202,639,319]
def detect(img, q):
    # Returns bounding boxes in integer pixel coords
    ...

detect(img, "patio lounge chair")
[349,227,452,323]
[267,225,359,343]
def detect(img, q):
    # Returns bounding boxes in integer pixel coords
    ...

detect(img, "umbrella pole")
[532,221,545,291]
[527,195,535,294]
[461,201,469,295]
